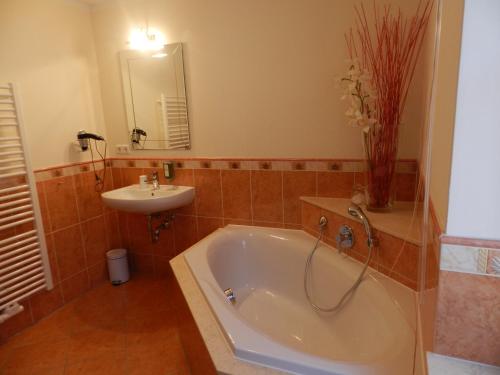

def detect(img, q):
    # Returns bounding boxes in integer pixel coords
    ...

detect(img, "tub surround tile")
[317,171,355,199]
[221,170,252,220]
[197,217,223,241]
[301,196,422,245]
[251,170,283,223]
[301,199,421,290]
[283,171,316,224]
[174,215,198,254]
[194,169,223,217]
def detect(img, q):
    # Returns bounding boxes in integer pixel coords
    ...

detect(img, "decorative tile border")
[108,157,417,173]
[34,157,418,182]
[34,160,106,181]
[440,243,500,277]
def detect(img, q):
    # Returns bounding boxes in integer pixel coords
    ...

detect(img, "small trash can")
[106,249,130,285]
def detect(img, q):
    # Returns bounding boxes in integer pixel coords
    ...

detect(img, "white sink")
[101,184,195,214]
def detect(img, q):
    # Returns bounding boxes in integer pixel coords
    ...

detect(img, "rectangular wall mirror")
[119,43,190,150]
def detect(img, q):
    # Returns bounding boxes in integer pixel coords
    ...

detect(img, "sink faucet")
[148,171,160,190]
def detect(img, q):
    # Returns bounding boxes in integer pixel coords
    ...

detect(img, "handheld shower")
[348,204,376,247]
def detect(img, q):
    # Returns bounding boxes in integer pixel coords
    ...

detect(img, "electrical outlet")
[116,144,130,154]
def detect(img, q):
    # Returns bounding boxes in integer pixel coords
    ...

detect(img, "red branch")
[347,0,433,208]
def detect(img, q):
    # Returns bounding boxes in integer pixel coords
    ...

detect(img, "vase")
[363,128,397,212]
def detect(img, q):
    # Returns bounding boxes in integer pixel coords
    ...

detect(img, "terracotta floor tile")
[0,276,204,375]
[64,352,127,375]
[66,327,126,363]
[2,338,68,372]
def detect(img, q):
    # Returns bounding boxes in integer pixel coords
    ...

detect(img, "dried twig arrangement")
[345,0,433,209]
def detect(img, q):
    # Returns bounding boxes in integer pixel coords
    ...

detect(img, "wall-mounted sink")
[101,184,195,214]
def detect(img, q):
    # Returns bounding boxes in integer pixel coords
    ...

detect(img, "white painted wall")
[0,0,432,169]
[0,0,106,169]
[447,0,500,240]
[90,0,429,159]
[428,0,464,231]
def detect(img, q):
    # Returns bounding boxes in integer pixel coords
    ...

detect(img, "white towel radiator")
[0,83,53,323]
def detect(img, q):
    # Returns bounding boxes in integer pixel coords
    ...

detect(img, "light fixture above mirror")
[128,27,166,51]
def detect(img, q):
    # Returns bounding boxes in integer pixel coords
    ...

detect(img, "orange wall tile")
[434,271,500,366]
[301,200,420,290]
[1,157,419,343]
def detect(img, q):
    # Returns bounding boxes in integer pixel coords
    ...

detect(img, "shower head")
[348,205,365,220]
[347,204,376,247]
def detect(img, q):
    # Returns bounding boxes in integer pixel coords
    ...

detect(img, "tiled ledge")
[300,197,423,290]
[300,197,422,246]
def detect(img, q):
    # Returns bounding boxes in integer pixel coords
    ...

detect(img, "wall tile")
[223,218,252,226]
[121,168,144,186]
[104,212,122,249]
[45,234,60,284]
[81,216,108,267]
[435,271,500,366]
[283,171,316,224]
[128,214,153,254]
[0,301,34,343]
[301,201,321,234]
[61,271,90,303]
[53,225,86,280]
[221,170,252,220]
[251,170,283,223]
[194,169,223,217]
[36,181,51,234]
[252,221,284,228]
[394,173,417,202]
[317,171,355,198]
[3,157,420,343]
[87,261,108,287]
[197,217,223,240]
[44,176,79,231]
[111,168,123,189]
[29,286,64,322]
[130,253,154,274]
[174,215,198,253]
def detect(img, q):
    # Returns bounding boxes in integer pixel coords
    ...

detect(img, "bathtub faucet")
[347,204,377,247]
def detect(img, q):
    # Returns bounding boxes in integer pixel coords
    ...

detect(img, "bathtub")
[184,225,415,375]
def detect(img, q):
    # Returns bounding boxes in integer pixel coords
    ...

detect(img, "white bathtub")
[184,225,416,375]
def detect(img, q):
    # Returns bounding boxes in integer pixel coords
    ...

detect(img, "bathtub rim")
[171,224,422,375]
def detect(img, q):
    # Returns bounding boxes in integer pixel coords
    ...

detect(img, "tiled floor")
[0,275,190,375]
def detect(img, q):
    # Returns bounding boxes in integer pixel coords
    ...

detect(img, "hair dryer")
[77,130,105,151]
[131,128,147,144]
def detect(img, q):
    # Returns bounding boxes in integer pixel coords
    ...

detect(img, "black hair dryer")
[131,128,147,144]
[77,130,105,151]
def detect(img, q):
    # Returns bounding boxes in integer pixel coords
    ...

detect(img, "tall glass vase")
[363,128,397,212]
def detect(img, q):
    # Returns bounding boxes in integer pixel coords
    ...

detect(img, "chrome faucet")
[348,204,377,247]
[148,171,160,190]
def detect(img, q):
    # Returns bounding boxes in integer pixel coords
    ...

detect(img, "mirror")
[119,43,190,150]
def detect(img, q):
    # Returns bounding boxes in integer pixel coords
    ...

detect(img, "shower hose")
[304,223,373,313]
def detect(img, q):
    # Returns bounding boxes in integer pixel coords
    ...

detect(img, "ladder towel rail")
[0,83,53,323]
